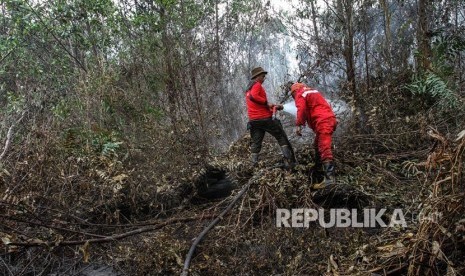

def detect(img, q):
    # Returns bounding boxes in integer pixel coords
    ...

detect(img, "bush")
[406,72,461,110]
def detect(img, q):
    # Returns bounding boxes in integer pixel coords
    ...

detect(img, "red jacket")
[295,87,335,130]
[246,81,272,120]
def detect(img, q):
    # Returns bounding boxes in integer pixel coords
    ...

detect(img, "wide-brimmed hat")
[250,67,268,80]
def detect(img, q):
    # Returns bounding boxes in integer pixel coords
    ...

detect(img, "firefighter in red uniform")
[245,67,296,168]
[291,82,337,186]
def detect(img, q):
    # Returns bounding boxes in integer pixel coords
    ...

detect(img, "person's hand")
[268,103,274,109]
[276,104,284,110]
[296,126,302,136]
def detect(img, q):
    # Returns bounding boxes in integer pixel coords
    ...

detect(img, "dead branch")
[0,112,25,161]
[5,215,214,248]
[0,257,14,276]
[0,214,108,239]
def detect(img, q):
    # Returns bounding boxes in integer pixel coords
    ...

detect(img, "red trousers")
[312,117,337,162]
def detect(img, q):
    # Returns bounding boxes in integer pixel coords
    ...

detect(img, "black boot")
[309,150,322,180]
[310,149,322,171]
[281,145,296,169]
[323,161,336,186]
[251,153,259,167]
[312,161,335,189]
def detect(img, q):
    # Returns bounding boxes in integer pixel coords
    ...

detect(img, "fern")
[406,73,459,109]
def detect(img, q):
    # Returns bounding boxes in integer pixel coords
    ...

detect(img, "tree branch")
[24,2,88,73]
[5,215,215,247]
[0,112,26,162]
[0,47,17,66]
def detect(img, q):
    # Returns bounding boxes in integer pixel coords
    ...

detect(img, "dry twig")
[0,112,26,161]
[5,215,215,248]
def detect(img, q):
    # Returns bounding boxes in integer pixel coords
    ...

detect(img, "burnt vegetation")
[1,0,465,275]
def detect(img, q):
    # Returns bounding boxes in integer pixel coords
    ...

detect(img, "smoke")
[283,102,297,116]
[282,100,349,118]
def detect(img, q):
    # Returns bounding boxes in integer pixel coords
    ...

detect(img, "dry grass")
[1,115,464,275]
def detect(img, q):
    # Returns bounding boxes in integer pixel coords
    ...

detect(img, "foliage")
[406,73,460,110]
[5,92,25,114]
[406,27,465,112]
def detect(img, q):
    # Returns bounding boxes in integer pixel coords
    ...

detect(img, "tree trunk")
[379,0,392,71]
[455,0,463,90]
[338,0,368,132]
[362,0,370,91]
[215,0,227,114]
[310,0,320,52]
[416,0,432,72]
[159,6,179,131]
[311,0,328,88]
[188,57,209,154]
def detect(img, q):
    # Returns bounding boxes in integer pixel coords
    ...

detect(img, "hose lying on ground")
[181,171,261,276]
